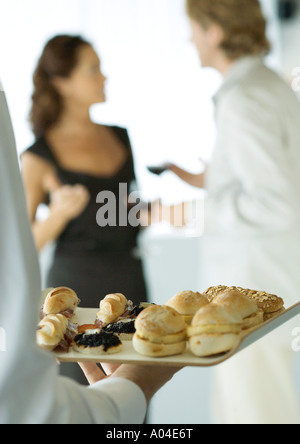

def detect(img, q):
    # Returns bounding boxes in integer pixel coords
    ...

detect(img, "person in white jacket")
[0,81,180,424]
[169,0,300,424]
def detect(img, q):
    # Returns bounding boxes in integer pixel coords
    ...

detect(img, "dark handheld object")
[278,0,297,20]
[147,165,169,176]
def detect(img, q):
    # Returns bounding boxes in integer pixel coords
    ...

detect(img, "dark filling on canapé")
[74,330,121,351]
[103,320,136,335]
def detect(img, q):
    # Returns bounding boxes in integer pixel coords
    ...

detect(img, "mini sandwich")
[37,314,78,352]
[187,304,242,357]
[204,285,284,321]
[102,302,154,341]
[95,293,133,327]
[73,329,123,355]
[166,291,209,324]
[133,305,187,357]
[103,319,136,341]
[213,289,264,330]
[237,288,285,320]
[42,287,79,320]
[203,285,230,302]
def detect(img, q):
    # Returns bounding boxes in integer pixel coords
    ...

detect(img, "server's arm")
[0,86,149,424]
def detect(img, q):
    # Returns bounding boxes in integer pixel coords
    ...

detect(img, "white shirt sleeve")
[0,89,147,424]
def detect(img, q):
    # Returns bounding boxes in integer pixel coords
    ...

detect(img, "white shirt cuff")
[89,377,147,424]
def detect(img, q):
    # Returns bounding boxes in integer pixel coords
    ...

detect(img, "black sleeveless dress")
[25,126,148,307]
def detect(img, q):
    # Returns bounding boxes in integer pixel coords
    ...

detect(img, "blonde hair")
[186,0,271,60]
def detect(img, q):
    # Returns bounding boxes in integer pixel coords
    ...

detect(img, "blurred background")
[0,0,300,424]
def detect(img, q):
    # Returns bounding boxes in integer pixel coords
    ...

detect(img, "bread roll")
[189,333,240,357]
[133,305,186,357]
[204,285,284,315]
[96,293,128,326]
[105,293,128,306]
[133,335,186,358]
[213,289,264,330]
[203,285,230,302]
[43,287,79,317]
[37,314,68,351]
[187,304,242,357]
[238,288,284,314]
[166,291,209,324]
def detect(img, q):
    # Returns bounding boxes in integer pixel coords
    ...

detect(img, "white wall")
[0,0,87,151]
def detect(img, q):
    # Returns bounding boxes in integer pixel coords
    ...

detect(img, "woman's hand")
[49,184,90,222]
[78,362,121,384]
[168,163,207,189]
[30,172,90,251]
[45,174,90,223]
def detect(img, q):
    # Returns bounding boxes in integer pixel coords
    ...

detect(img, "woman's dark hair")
[30,35,91,138]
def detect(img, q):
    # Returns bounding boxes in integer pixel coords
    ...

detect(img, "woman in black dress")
[22,35,148,308]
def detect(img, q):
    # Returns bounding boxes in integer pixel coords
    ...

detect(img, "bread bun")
[190,304,243,329]
[133,305,186,357]
[41,287,54,306]
[263,308,286,321]
[37,314,69,351]
[212,289,264,330]
[213,289,257,318]
[238,288,284,314]
[96,293,128,326]
[43,287,79,317]
[189,333,239,357]
[133,334,186,357]
[204,285,284,315]
[187,304,242,357]
[203,285,227,302]
[166,291,209,324]
[106,293,128,306]
[135,305,186,342]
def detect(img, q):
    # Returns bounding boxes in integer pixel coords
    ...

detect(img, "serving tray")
[57,303,300,367]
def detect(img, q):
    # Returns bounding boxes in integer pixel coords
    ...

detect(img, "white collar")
[213,55,264,105]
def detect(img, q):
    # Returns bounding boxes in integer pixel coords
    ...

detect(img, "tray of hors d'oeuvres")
[36,286,300,367]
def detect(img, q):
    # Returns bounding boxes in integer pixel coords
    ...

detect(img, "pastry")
[42,287,79,320]
[237,288,284,315]
[37,314,78,352]
[133,305,187,357]
[95,293,133,327]
[73,329,123,355]
[213,289,264,330]
[96,297,153,338]
[102,302,155,340]
[203,285,236,302]
[166,291,209,324]
[203,285,284,317]
[187,304,242,357]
